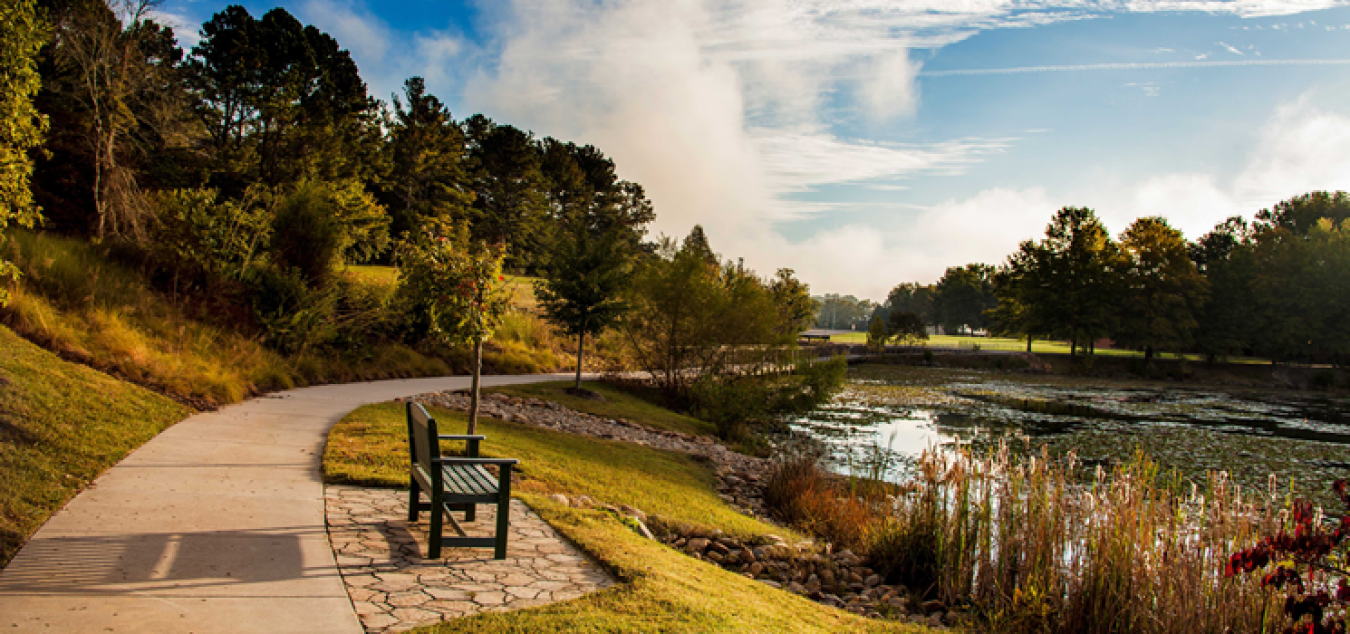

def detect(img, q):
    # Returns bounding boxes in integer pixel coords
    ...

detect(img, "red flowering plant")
[1226,479,1350,634]
[397,221,510,432]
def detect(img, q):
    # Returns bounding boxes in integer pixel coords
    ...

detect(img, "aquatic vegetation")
[791,365,1350,511]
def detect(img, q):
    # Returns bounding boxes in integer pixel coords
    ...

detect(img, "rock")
[572,495,596,509]
[548,493,570,506]
[707,541,731,556]
[631,517,656,540]
[759,579,782,589]
[706,551,725,564]
[739,548,756,564]
[864,574,881,588]
[685,538,710,553]
[922,600,946,614]
[804,575,821,594]
[748,562,764,577]
[927,612,945,627]
[618,504,647,522]
[759,534,787,546]
[787,581,808,595]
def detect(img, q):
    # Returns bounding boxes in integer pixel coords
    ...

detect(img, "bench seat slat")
[443,464,495,495]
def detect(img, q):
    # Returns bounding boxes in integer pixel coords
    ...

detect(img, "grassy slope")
[1,232,452,406]
[326,401,927,633]
[485,381,716,437]
[0,324,189,568]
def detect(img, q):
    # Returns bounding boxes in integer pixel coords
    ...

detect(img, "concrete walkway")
[0,375,568,633]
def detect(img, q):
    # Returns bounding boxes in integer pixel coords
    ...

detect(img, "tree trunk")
[1026,336,1033,353]
[468,339,483,434]
[574,332,585,390]
[1071,336,1078,358]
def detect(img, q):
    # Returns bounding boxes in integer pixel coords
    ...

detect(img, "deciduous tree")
[397,223,509,431]
[0,0,48,305]
[1114,217,1208,362]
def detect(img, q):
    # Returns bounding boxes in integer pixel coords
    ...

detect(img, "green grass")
[326,402,757,536]
[326,401,929,633]
[485,380,717,437]
[343,265,540,312]
[343,264,399,286]
[828,332,1270,363]
[0,324,190,569]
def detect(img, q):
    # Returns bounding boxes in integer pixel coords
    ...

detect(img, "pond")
[787,364,1350,506]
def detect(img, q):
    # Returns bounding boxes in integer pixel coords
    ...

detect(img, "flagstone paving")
[326,485,616,633]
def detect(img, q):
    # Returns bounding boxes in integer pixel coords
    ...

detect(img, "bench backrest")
[406,402,439,483]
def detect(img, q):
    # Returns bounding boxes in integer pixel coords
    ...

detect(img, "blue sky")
[156,0,1350,299]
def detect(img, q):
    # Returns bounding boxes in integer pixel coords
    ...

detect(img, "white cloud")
[147,8,202,48]
[1235,96,1350,207]
[857,49,922,121]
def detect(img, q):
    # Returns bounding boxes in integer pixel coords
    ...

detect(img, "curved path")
[0,374,570,633]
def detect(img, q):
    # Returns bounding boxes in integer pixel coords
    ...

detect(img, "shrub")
[688,357,847,441]
[270,182,344,285]
[1226,480,1350,633]
[150,187,270,287]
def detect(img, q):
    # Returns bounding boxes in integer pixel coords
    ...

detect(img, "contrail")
[919,59,1350,77]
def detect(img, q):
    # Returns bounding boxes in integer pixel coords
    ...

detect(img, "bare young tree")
[53,0,179,240]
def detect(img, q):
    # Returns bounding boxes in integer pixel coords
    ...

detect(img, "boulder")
[685,538,710,553]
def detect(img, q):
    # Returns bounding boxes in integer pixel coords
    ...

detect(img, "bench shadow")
[0,526,327,594]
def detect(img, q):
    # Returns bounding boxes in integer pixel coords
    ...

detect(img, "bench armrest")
[434,457,519,466]
[439,434,487,442]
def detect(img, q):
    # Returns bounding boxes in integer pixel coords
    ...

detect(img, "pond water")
[787,364,1350,504]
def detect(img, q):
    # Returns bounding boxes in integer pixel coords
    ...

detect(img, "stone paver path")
[326,486,614,633]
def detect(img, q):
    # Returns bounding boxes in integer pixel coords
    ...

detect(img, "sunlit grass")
[0,325,189,569]
[0,232,452,405]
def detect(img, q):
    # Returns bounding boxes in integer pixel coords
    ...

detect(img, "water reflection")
[788,377,1350,500]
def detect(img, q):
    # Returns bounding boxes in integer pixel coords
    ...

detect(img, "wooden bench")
[405,402,518,559]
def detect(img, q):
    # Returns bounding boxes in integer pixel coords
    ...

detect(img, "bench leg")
[407,475,420,522]
[428,494,443,559]
[493,465,513,560]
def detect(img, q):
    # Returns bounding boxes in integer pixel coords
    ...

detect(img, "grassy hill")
[0,324,189,568]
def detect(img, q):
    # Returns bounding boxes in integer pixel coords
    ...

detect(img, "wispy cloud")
[920,58,1350,77]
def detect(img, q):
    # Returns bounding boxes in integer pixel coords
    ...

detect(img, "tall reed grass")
[766,443,1283,633]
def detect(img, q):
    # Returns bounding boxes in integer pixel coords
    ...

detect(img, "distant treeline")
[21,0,652,274]
[870,192,1350,364]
